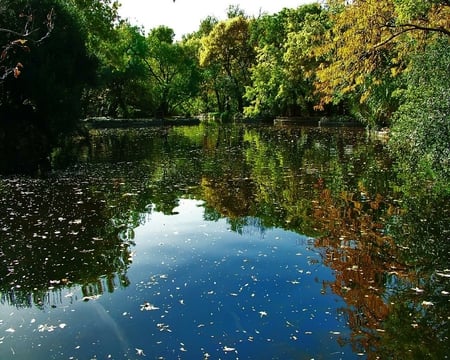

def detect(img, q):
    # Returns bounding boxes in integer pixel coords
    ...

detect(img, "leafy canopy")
[314,0,450,109]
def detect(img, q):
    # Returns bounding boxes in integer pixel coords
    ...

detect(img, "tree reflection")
[376,191,450,359]
[312,187,403,356]
[0,124,448,359]
[0,166,149,307]
[192,125,449,358]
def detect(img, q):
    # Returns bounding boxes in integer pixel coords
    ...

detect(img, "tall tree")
[144,26,200,117]
[83,22,149,117]
[245,4,325,118]
[200,16,254,114]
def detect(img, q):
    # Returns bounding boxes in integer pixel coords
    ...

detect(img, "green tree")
[200,16,255,115]
[389,37,450,192]
[244,44,284,118]
[67,0,120,52]
[83,22,150,118]
[144,26,200,117]
[244,10,289,118]
[245,5,325,118]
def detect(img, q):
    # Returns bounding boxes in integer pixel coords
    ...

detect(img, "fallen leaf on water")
[411,287,424,293]
[135,348,145,356]
[140,302,159,311]
[421,301,434,306]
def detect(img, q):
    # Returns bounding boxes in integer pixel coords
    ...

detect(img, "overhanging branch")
[374,22,450,50]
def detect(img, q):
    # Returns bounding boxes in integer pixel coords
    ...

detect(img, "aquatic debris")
[421,301,434,306]
[38,324,56,332]
[135,348,146,356]
[411,287,424,293]
[140,302,159,311]
[223,346,236,352]
[258,311,268,318]
[157,323,171,332]
[82,295,101,302]
[436,271,450,278]
[5,328,15,333]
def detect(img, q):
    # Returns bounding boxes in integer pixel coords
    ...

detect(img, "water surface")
[0,124,448,359]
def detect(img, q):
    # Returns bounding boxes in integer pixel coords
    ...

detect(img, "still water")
[0,124,448,359]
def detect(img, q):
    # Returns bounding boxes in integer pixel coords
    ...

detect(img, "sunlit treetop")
[313,0,450,109]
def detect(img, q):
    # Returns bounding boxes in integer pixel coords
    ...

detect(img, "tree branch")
[0,8,55,83]
[373,22,450,50]
[397,22,450,37]
[0,28,26,37]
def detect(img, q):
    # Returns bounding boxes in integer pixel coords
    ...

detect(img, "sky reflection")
[0,198,358,359]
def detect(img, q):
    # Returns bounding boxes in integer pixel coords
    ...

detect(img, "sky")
[118,0,317,39]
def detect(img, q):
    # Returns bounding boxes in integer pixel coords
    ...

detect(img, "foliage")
[244,10,290,118]
[82,22,150,118]
[200,16,255,114]
[0,3,54,83]
[243,44,284,118]
[0,0,96,173]
[314,0,398,113]
[389,37,450,192]
[314,0,450,125]
[143,26,201,117]
[245,5,326,118]
[67,0,120,51]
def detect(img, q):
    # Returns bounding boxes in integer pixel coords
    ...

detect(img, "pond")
[0,124,449,359]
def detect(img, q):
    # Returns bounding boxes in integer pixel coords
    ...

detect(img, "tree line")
[0,0,449,181]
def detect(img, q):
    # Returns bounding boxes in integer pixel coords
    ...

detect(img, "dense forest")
[0,0,449,183]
